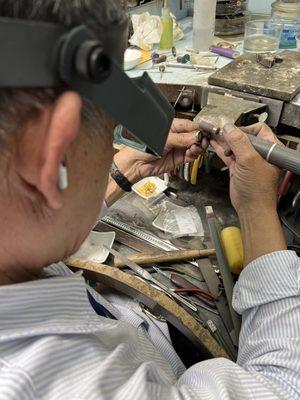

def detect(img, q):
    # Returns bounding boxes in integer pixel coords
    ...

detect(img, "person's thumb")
[223,124,257,163]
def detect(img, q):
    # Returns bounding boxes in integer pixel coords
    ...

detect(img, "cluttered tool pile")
[66,201,242,360]
[65,116,300,361]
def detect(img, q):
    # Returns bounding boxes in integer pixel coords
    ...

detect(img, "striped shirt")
[0,250,299,399]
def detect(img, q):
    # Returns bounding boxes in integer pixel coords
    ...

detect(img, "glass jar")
[272,1,300,19]
[271,1,300,48]
[244,19,282,54]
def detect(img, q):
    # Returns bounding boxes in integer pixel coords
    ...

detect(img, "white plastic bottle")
[193,0,217,52]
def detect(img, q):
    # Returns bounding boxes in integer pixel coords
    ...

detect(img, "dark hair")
[0,0,127,148]
[0,0,126,33]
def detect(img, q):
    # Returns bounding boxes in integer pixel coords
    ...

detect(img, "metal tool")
[189,298,219,315]
[103,216,178,251]
[153,266,218,314]
[190,89,196,113]
[174,86,186,108]
[192,311,232,357]
[166,62,217,71]
[152,266,218,308]
[102,216,200,268]
[197,259,235,339]
[173,288,216,309]
[184,162,190,182]
[148,265,205,283]
[159,64,165,80]
[198,121,300,176]
[205,206,241,345]
[105,246,198,312]
[205,317,237,360]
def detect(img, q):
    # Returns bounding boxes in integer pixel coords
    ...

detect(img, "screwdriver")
[198,121,300,176]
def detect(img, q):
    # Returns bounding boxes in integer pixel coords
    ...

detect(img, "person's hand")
[239,122,280,141]
[114,118,202,181]
[210,123,281,216]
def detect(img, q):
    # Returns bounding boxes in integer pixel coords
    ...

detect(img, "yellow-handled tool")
[191,155,203,185]
[220,227,244,275]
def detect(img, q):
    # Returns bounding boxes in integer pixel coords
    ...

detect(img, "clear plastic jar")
[271,1,300,48]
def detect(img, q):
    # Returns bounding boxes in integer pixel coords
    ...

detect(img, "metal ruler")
[103,216,180,252]
[102,216,199,267]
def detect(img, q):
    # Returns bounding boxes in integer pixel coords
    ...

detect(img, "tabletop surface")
[126,17,300,107]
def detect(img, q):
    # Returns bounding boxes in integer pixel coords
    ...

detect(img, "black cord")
[280,208,300,241]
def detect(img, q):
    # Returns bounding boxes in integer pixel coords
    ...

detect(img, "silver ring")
[266,143,277,162]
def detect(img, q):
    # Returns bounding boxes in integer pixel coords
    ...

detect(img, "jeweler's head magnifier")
[0,17,174,156]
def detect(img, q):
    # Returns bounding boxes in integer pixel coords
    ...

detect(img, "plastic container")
[244,19,282,54]
[271,1,300,49]
[160,0,173,49]
[193,0,217,52]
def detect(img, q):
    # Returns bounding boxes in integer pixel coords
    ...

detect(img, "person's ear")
[37,91,82,210]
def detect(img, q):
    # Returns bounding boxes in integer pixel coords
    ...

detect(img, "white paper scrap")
[174,209,197,235]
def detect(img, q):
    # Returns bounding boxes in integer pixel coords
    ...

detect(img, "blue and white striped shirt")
[0,250,299,399]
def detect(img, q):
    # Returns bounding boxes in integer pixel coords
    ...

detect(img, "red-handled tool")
[170,274,218,309]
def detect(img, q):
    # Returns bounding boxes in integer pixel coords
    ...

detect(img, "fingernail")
[196,131,202,141]
[223,124,236,134]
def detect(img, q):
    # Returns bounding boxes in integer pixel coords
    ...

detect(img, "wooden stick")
[114,248,216,268]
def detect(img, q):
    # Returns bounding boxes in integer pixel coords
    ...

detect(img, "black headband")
[0,17,174,156]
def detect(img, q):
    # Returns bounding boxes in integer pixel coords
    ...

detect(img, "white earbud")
[58,163,68,190]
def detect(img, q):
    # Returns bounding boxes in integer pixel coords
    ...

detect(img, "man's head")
[0,0,126,281]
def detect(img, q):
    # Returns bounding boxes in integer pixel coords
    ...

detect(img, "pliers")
[171,273,218,309]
